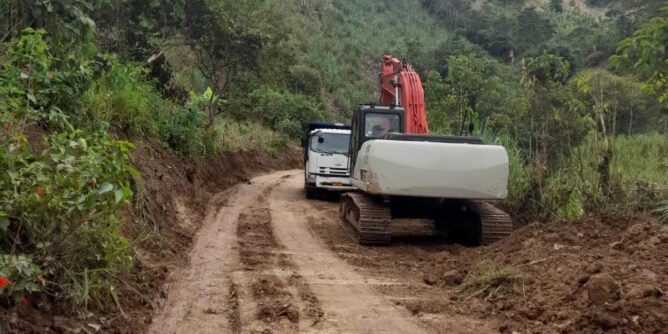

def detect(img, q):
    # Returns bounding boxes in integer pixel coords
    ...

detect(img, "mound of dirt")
[428,216,668,334]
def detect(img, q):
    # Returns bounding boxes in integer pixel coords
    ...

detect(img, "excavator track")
[339,193,392,245]
[466,200,513,245]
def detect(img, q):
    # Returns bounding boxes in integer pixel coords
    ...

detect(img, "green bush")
[216,118,287,155]
[154,89,208,156]
[81,61,157,137]
[0,28,89,129]
[0,255,43,304]
[247,86,325,138]
[0,127,136,307]
[288,64,323,97]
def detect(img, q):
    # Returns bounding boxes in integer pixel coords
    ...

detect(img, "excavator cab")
[348,105,404,173]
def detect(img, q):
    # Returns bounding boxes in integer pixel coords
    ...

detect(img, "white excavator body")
[350,139,509,199]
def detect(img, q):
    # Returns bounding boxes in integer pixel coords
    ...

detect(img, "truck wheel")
[305,187,316,199]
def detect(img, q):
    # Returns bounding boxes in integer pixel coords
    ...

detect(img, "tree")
[184,0,266,125]
[610,7,668,104]
[514,8,555,57]
[521,53,582,169]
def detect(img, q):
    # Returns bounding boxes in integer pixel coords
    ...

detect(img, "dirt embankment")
[10,142,301,333]
[309,199,668,334]
[461,217,668,334]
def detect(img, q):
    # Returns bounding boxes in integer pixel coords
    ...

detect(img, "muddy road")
[148,170,492,334]
[148,170,668,334]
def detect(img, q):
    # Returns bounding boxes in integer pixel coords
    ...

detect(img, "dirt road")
[148,169,668,334]
[149,170,492,333]
[149,171,428,333]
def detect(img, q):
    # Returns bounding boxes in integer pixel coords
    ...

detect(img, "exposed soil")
[305,186,668,334]
[148,169,667,334]
[8,165,666,333]
[148,171,432,333]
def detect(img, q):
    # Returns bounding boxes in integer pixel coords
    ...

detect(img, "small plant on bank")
[459,259,521,300]
[655,200,668,223]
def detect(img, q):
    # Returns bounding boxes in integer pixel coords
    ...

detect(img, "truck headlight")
[308,175,316,182]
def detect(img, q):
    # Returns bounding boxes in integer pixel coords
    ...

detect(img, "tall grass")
[475,124,667,221]
[460,259,521,299]
[547,132,668,219]
[477,123,530,205]
[80,63,158,137]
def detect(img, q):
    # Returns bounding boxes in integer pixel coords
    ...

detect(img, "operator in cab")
[367,114,399,138]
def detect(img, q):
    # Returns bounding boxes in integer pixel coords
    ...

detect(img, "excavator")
[339,55,513,245]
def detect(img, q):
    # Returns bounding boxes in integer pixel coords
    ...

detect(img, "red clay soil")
[311,211,668,334]
[2,141,301,333]
[468,217,668,334]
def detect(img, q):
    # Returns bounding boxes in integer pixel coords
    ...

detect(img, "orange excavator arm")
[379,55,429,134]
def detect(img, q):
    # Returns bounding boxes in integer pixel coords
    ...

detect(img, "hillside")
[1,0,666,332]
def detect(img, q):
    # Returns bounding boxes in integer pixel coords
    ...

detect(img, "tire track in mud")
[150,170,441,334]
[268,172,431,334]
[234,188,325,333]
[148,173,296,334]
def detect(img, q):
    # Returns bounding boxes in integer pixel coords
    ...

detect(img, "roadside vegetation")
[0,0,666,328]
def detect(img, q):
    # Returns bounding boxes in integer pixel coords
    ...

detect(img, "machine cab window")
[364,113,400,138]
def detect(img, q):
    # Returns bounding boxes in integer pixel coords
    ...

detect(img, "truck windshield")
[310,133,350,155]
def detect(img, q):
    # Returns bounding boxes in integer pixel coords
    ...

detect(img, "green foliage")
[514,8,556,56]
[288,65,323,97]
[81,61,157,136]
[1,0,97,50]
[183,0,295,124]
[0,28,101,129]
[154,90,209,155]
[247,86,326,139]
[215,119,287,155]
[0,126,135,306]
[550,0,564,13]
[290,0,449,115]
[610,7,668,103]
[527,53,571,84]
[545,133,668,220]
[572,69,657,135]
[0,255,43,304]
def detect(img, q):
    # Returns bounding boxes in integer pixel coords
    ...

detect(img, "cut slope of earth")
[308,198,668,334]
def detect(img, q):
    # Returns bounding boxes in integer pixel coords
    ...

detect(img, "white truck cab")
[303,123,355,199]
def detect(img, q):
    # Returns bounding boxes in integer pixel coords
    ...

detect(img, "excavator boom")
[379,55,429,134]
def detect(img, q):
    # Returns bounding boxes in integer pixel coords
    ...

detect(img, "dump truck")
[303,122,355,199]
